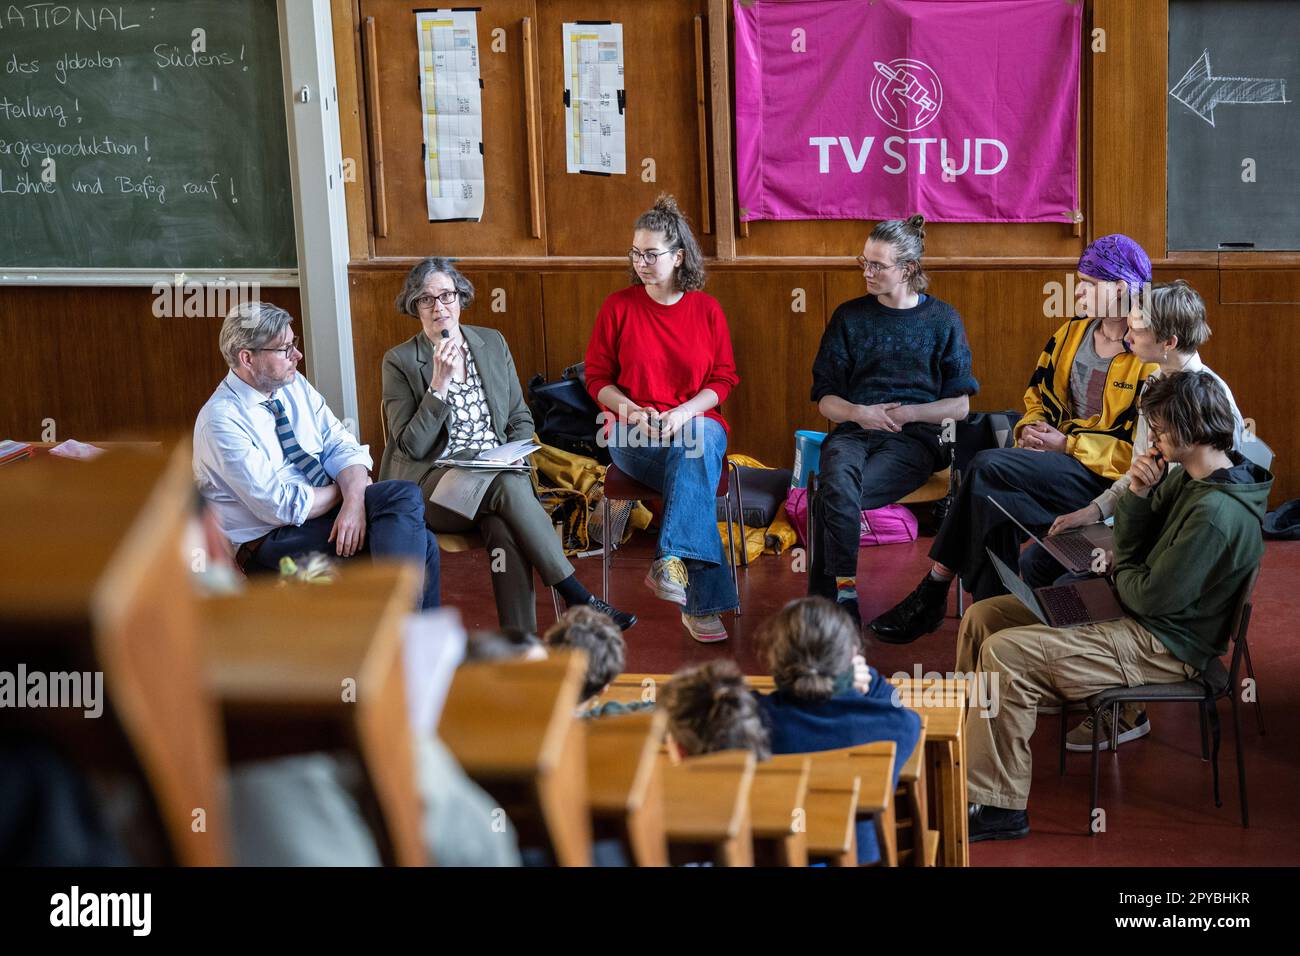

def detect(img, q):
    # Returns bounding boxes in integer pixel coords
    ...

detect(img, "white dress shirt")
[194,370,373,544]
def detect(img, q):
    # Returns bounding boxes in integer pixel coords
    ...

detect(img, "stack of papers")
[0,440,32,465]
[430,441,540,518]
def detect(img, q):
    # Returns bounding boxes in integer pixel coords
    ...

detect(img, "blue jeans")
[608,418,738,616]
[253,479,441,610]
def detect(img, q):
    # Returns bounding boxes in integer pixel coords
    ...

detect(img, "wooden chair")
[662,749,755,866]
[0,442,229,865]
[895,717,938,866]
[438,652,593,865]
[600,459,748,611]
[199,560,427,866]
[750,755,810,866]
[807,741,899,867]
[769,753,860,866]
[585,709,669,866]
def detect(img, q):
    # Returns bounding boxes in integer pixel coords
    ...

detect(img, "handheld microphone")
[440,329,449,339]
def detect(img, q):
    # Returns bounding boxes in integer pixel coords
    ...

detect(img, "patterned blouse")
[445,346,496,454]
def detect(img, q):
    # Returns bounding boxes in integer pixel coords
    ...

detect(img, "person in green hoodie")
[957,370,1271,842]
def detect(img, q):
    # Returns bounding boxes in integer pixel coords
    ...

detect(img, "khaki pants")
[959,596,1197,810]
[423,469,574,634]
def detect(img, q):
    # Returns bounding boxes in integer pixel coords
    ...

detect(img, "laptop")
[988,550,1125,628]
[986,495,1114,574]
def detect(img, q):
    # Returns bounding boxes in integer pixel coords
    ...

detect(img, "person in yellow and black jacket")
[872,235,1159,643]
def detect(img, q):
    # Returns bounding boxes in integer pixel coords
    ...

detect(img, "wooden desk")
[439,653,593,866]
[607,673,969,867]
[770,753,859,867]
[890,678,968,867]
[586,709,669,867]
[896,717,938,867]
[199,561,425,866]
[0,442,228,865]
[662,750,755,866]
[750,756,809,866]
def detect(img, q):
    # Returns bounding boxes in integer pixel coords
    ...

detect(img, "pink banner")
[735,0,1080,223]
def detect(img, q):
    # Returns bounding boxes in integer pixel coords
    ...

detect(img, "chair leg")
[722,492,740,616]
[956,581,965,618]
[1088,705,1103,835]
[1208,699,1223,809]
[731,461,749,568]
[1199,702,1210,761]
[550,586,562,623]
[1242,641,1265,735]
[1110,701,1120,757]
[1230,690,1249,828]
[601,497,612,603]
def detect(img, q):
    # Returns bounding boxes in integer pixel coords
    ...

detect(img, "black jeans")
[929,448,1111,602]
[251,479,441,610]
[810,423,944,586]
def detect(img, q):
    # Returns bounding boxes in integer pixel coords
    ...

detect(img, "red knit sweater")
[584,285,740,432]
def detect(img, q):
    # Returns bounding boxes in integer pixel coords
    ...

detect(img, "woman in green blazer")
[380,257,635,633]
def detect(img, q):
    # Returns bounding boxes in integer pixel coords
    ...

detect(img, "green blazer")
[378,325,533,488]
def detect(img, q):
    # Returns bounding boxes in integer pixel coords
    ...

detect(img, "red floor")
[439,531,1300,866]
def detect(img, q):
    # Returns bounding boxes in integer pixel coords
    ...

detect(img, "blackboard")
[1168,0,1299,251]
[0,0,296,271]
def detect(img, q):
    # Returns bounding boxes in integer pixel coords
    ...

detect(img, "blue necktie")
[262,398,330,487]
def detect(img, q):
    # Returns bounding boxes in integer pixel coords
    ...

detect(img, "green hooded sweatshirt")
[1111,453,1272,672]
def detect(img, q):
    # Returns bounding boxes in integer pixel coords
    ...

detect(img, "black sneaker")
[869,574,951,644]
[587,596,637,632]
[968,804,1030,842]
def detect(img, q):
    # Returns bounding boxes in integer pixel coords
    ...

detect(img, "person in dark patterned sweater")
[808,215,979,626]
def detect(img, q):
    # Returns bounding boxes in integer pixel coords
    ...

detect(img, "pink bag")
[785,487,918,548]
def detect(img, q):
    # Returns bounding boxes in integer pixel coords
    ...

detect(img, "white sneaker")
[682,612,728,643]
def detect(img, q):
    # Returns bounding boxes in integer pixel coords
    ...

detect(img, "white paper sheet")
[417,10,486,221]
[402,608,466,736]
[562,22,626,175]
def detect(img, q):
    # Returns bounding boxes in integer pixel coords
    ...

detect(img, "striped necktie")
[262,398,330,487]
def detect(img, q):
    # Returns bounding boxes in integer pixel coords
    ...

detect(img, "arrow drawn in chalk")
[1170,49,1288,127]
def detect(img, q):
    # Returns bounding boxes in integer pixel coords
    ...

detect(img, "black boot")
[587,596,637,631]
[869,573,951,644]
[968,804,1030,842]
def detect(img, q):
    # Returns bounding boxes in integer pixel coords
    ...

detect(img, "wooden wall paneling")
[349,268,546,456]
[1219,270,1300,305]
[538,270,628,380]
[358,0,548,257]
[333,0,372,260]
[705,271,827,467]
[536,0,715,257]
[1089,0,1167,255]
[739,220,1084,261]
[0,287,300,442]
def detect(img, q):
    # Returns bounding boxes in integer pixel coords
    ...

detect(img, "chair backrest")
[1225,564,1262,687]
[1238,434,1274,471]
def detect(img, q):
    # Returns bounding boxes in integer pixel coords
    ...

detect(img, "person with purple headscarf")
[870,234,1159,644]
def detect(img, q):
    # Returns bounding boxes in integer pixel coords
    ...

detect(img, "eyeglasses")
[628,248,669,266]
[254,337,299,358]
[414,290,459,310]
[856,256,899,275]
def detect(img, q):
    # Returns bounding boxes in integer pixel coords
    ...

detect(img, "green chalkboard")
[0,0,296,271]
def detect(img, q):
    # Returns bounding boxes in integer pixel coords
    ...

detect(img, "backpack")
[526,364,610,464]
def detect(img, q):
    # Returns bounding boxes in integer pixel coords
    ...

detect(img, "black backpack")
[526,364,610,464]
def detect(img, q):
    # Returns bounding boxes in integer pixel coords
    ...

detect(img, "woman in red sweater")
[584,195,740,642]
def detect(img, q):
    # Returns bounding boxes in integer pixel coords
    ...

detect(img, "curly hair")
[631,193,706,292]
[543,604,626,702]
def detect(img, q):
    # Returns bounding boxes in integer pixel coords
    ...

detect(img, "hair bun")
[654,193,682,216]
[905,213,926,236]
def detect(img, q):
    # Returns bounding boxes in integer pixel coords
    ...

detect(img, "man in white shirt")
[194,301,439,608]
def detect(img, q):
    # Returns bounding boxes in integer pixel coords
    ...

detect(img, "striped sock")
[835,576,858,603]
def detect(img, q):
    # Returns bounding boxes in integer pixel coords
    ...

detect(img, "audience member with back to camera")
[584,194,741,643]
[378,256,634,633]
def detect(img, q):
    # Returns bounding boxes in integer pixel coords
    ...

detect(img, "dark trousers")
[929,448,1111,602]
[252,479,441,610]
[811,424,944,587]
